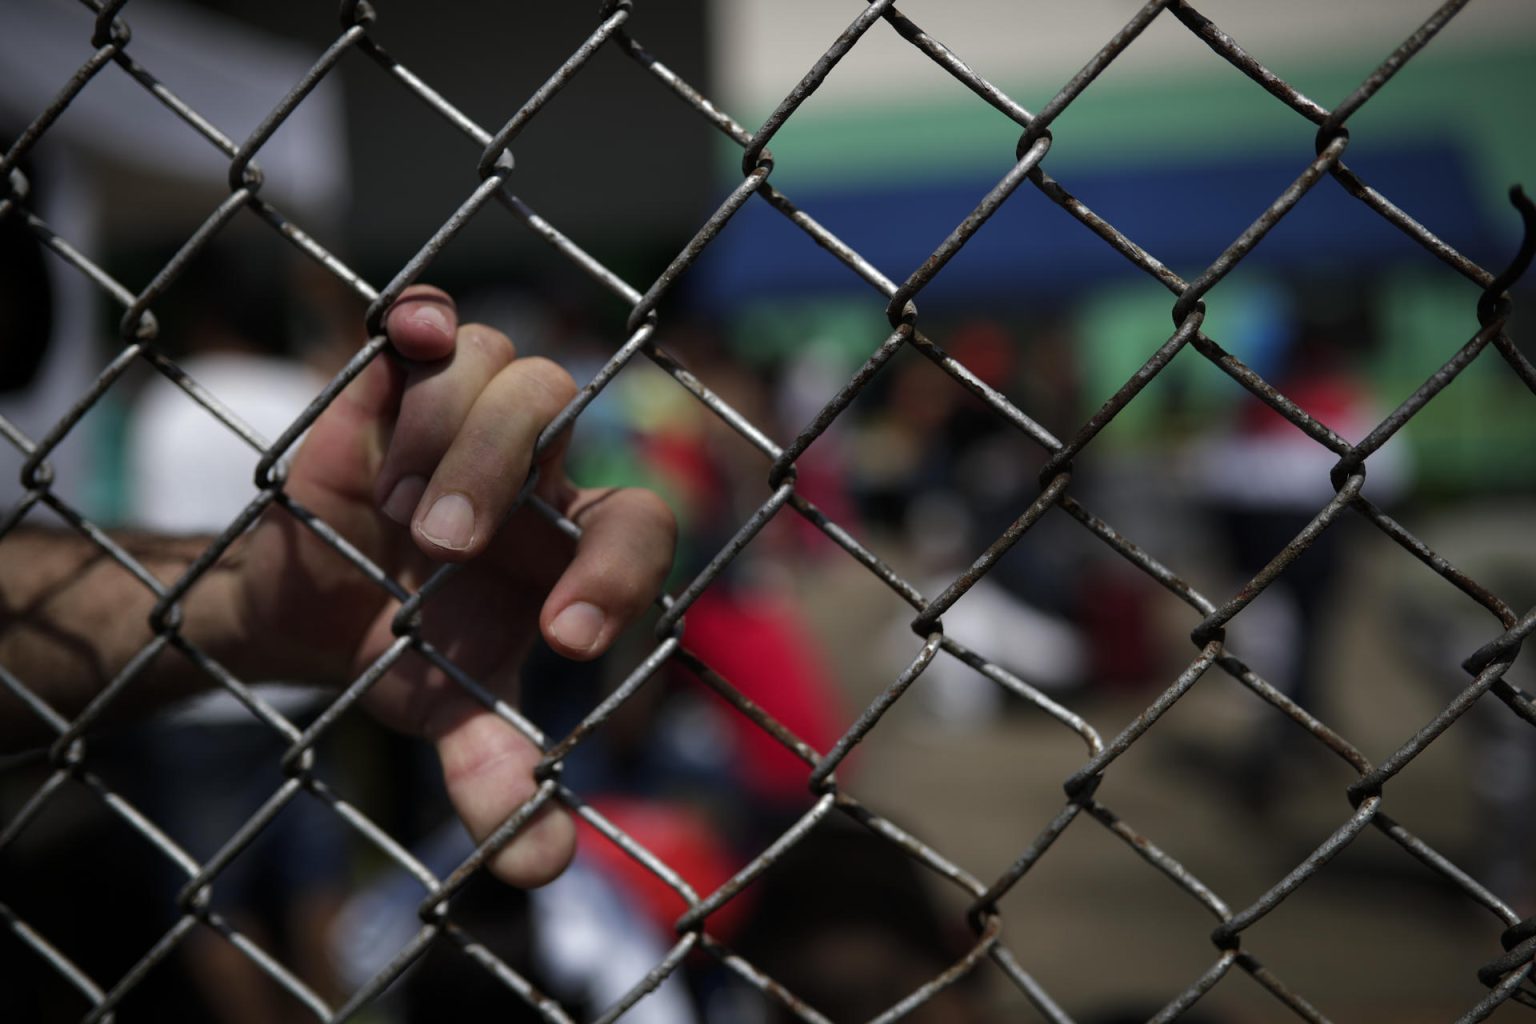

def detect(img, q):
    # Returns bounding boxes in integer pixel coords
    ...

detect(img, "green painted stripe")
[723,45,1534,221]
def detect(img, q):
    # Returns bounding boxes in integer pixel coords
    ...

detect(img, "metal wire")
[1,1,1533,1021]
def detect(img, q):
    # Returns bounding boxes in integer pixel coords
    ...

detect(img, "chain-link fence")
[2,0,1534,1021]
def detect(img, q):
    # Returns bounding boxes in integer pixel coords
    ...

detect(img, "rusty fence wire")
[2,0,1535,1021]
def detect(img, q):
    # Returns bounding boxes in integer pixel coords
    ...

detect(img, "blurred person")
[1186,321,1407,806]
[122,242,354,1022]
[869,321,1087,725]
[0,143,52,403]
[731,820,989,1024]
[330,816,700,1024]
[889,488,1084,728]
[0,128,98,518]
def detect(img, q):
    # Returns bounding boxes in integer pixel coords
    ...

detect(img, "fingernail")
[382,475,426,525]
[419,492,475,550]
[550,601,604,653]
[408,304,452,340]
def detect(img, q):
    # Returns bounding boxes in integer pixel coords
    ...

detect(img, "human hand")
[238,285,675,886]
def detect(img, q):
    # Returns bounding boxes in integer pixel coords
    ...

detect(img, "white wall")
[710,0,1536,118]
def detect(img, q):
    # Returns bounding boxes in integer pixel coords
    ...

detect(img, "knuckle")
[460,323,515,368]
[620,487,678,578]
[632,487,678,540]
[517,356,579,412]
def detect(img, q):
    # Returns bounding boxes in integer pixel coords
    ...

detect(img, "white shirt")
[126,351,328,722]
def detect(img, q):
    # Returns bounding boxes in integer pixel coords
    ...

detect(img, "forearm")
[0,527,249,749]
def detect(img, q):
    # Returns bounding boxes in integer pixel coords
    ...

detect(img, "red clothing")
[683,588,846,804]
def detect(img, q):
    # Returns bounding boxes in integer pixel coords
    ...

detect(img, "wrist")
[184,532,262,687]
[213,516,379,689]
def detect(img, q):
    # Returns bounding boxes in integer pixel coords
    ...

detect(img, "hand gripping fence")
[2,1,1535,1021]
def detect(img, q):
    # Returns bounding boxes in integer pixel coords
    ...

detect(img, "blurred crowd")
[4,74,1534,1018]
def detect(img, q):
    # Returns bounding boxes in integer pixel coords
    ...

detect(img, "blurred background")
[2,0,1534,1021]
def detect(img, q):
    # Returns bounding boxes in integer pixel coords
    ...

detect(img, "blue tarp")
[689,141,1503,311]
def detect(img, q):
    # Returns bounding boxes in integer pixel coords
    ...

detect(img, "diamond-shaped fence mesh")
[1,0,1534,1021]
